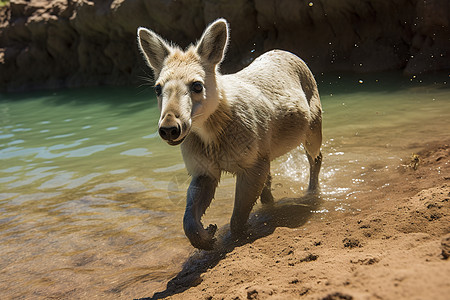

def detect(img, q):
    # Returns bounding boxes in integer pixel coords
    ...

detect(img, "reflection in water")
[0,73,449,298]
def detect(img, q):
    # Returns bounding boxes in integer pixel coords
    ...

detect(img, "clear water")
[0,72,449,298]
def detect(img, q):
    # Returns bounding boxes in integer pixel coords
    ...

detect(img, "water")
[0,73,449,298]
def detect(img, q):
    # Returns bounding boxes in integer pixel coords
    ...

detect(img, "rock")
[0,0,449,91]
[404,0,450,75]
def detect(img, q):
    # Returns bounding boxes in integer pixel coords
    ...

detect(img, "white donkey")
[137,19,322,250]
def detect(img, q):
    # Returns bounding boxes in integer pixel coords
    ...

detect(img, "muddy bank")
[1,0,449,91]
[140,141,450,300]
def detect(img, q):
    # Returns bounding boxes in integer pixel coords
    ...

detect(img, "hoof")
[206,223,218,236]
[185,223,218,251]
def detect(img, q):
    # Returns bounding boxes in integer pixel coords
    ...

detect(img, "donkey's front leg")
[183,175,218,250]
[230,158,270,236]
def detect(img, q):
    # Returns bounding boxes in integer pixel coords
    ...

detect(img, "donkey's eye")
[191,82,203,94]
[155,84,162,96]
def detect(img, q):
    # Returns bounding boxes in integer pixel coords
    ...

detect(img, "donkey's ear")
[196,19,229,66]
[137,27,171,74]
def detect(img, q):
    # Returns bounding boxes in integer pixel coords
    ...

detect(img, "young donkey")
[137,19,322,250]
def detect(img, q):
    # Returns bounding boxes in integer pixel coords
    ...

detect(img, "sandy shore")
[142,141,449,300]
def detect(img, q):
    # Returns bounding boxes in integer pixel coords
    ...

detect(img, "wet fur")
[137,19,322,250]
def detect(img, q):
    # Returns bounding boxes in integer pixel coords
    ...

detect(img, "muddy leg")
[231,158,270,236]
[260,172,274,205]
[183,175,218,250]
[306,151,322,193]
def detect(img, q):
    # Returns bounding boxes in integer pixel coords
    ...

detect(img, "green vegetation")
[0,0,9,8]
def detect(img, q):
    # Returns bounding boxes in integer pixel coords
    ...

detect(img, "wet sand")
[142,140,450,300]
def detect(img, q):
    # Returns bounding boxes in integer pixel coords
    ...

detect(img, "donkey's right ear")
[196,19,229,67]
[137,27,171,74]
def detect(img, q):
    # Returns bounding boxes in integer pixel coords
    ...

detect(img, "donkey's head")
[137,19,229,145]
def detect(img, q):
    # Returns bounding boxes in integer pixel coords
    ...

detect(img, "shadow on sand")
[138,193,321,300]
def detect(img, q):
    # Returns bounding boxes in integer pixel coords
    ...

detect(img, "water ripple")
[65,143,125,158]
[120,148,152,157]
[0,134,14,139]
[9,192,63,206]
[46,133,75,139]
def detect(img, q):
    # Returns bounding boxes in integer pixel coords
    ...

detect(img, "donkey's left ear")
[196,19,229,66]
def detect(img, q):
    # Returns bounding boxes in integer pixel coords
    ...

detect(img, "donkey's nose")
[159,125,181,141]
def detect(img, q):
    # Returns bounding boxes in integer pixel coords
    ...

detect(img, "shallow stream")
[0,72,449,298]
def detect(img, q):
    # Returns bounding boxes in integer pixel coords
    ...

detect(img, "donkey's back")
[222,49,322,161]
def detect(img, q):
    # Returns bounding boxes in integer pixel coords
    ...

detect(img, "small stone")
[343,238,362,249]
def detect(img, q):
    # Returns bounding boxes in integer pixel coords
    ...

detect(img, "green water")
[0,73,449,298]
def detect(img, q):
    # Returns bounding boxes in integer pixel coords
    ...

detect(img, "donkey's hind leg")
[260,172,274,205]
[306,151,322,193]
[305,123,322,193]
[305,114,322,193]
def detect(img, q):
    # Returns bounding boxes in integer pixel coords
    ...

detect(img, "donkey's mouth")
[167,135,186,146]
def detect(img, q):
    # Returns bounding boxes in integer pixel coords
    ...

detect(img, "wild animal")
[137,19,322,250]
